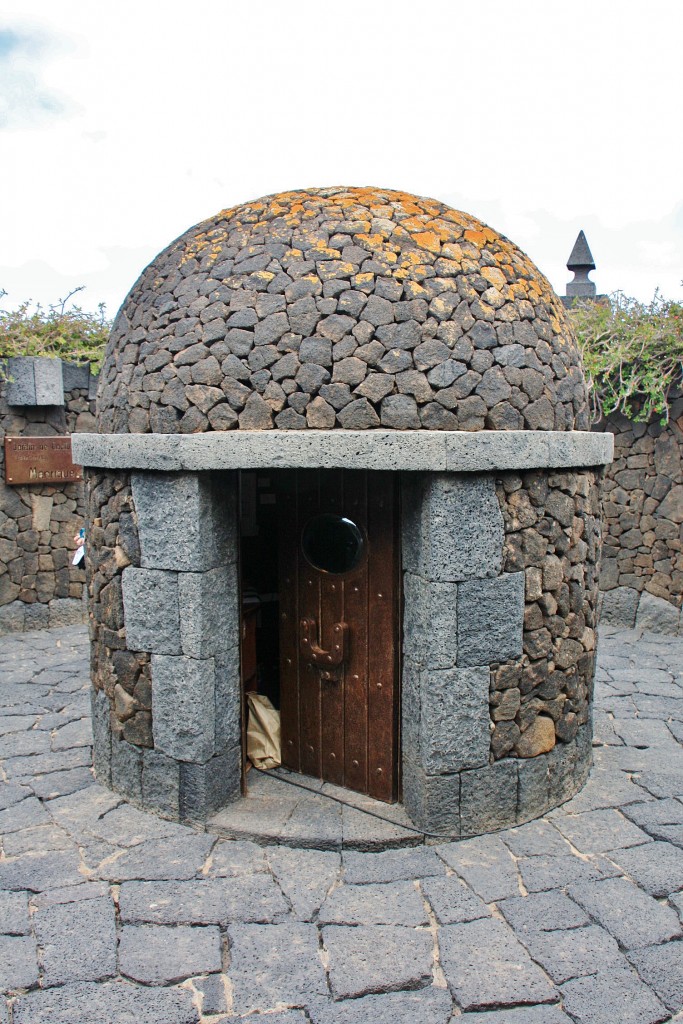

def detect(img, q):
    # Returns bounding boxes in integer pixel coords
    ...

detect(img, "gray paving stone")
[0,849,83,891]
[3,823,73,856]
[91,802,188,847]
[208,838,270,876]
[45,784,122,840]
[228,922,328,1012]
[498,891,590,937]
[33,896,116,986]
[560,967,668,1024]
[11,980,199,1023]
[103,834,215,881]
[119,923,221,984]
[119,875,288,925]
[3,746,92,779]
[518,854,618,893]
[622,797,683,842]
[267,846,339,920]
[32,881,109,908]
[0,891,30,934]
[319,880,428,926]
[437,835,521,902]
[502,820,572,858]
[308,986,453,1023]
[194,973,228,1015]
[569,876,681,949]
[341,845,445,884]
[0,729,51,757]
[50,718,92,750]
[552,809,652,854]
[462,1008,573,1023]
[628,940,683,1013]
[521,924,625,984]
[0,795,49,833]
[439,917,557,1010]
[421,875,491,924]
[323,923,433,999]
[0,935,38,992]
[30,766,94,800]
[559,770,654,813]
[0,782,32,811]
[609,840,683,896]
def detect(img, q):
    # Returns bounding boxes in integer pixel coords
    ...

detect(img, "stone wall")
[86,469,242,823]
[0,359,97,633]
[400,468,598,837]
[493,468,602,759]
[595,396,683,633]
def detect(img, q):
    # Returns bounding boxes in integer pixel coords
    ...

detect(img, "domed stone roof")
[97,187,589,434]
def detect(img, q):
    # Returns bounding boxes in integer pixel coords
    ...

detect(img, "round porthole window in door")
[301,514,366,575]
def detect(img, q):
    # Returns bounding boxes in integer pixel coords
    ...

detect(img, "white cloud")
[1,0,681,314]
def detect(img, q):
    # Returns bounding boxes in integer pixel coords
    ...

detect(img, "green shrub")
[0,287,110,377]
[570,289,683,424]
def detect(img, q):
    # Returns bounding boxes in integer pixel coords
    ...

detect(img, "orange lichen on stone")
[412,231,442,254]
[463,229,488,247]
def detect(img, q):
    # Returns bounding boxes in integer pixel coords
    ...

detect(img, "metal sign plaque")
[4,436,83,485]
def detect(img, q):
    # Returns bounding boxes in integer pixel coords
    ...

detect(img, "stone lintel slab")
[72,430,614,472]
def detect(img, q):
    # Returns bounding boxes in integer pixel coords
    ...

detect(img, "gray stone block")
[0,601,26,635]
[131,470,237,572]
[418,666,490,773]
[460,759,519,836]
[457,572,525,666]
[33,357,65,405]
[11,981,198,1024]
[122,567,181,654]
[214,645,241,750]
[110,737,143,803]
[61,361,91,392]
[547,733,589,806]
[49,598,86,627]
[88,373,99,400]
[179,744,241,822]
[402,760,460,837]
[119,923,222,984]
[600,586,640,628]
[517,753,551,823]
[636,590,680,635]
[25,603,50,630]
[151,654,216,762]
[402,473,504,582]
[90,689,112,787]
[402,572,457,668]
[439,917,557,1010]
[179,564,238,658]
[6,357,36,405]
[142,748,180,818]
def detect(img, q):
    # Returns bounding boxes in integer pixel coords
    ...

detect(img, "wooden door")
[278,470,399,803]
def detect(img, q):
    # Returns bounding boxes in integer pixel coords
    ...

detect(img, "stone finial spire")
[565,230,596,299]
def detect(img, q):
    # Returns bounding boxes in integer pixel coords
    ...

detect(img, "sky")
[1,0,682,321]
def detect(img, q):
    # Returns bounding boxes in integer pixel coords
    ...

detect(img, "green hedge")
[570,290,683,424]
[0,288,110,377]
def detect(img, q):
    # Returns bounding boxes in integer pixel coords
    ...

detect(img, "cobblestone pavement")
[3,627,683,1022]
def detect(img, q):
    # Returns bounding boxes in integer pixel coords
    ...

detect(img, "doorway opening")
[239,469,401,804]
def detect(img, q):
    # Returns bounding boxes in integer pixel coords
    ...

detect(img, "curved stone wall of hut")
[80,187,610,838]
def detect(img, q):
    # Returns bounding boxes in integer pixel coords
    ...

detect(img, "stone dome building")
[98,187,590,436]
[75,188,612,844]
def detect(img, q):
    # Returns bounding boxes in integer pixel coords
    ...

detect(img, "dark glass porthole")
[301,514,365,575]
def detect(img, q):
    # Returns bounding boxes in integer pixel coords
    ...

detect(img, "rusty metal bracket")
[299,618,349,680]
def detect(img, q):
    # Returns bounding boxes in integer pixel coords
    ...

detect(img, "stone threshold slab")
[206,768,425,851]
[73,429,613,473]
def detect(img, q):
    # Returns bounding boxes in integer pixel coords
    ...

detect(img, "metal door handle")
[299,617,349,668]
